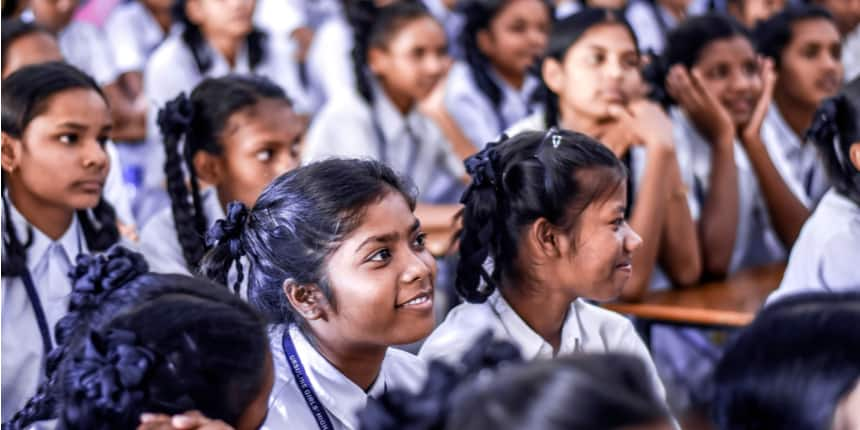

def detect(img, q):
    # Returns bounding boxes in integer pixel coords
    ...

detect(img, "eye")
[97,135,110,147]
[413,232,427,250]
[611,217,625,231]
[256,149,273,162]
[586,52,605,66]
[368,248,392,263]
[622,54,640,69]
[59,133,79,145]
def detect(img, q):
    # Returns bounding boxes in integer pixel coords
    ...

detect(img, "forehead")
[224,100,299,136]
[788,18,840,46]
[697,35,756,63]
[31,88,110,124]
[567,23,637,55]
[341,191,416,243]
[386,16,446,48]
[494,0,550,20]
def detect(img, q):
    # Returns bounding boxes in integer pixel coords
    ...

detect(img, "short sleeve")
[444,64,500,148]
[104,8,145,74]
[302,99,377,163]
[817,231,860,290]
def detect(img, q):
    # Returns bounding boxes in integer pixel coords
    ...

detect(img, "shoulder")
[104,3,141,29]
[505,112,546,136]
[146,33,194,72]
[383,348,428,392]
[418,301,499,363]
[137,207,188,275]
[573,299,642,349]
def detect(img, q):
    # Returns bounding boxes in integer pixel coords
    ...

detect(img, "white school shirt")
[670,107,785,272]
[421,0,466,58]
[305,16,356,109]
[58,20,119,86]
[138,187,225,276]
[141,32,307,187]
[303,85,465,204]
[506,112,698,290]
[625,0,679,55]
[263,324,427,430]
[444,61,543,148]
[1,204,87,421]
[418,291,666,400]
[767,190,860,304]
[103,141,135,226]
[103,2,171,76]
[760,103,830,209]
[843,25,860,83]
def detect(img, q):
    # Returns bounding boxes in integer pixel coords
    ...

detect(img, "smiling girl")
[201,159,436,429]
[1,61,120,421]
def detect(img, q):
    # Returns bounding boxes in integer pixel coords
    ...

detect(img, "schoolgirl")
[418,129,665,399]
[1,62,121,421]
[508,8,701,298]
[769,93,860,299]
[138,75,302,281]
[443,0,551,148]
[6,246,271,430]
[625,0,692,54]
[755,5,843,220]
[201,159,436,429]
[303,0,465,231]
[141,0,306,187]
[646,14,786,276]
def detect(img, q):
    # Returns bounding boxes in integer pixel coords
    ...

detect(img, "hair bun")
[156,93,194,138]
[463,136,504,191]
[68,246,149,311]
[72,329,156,414]
[206,201,249,260]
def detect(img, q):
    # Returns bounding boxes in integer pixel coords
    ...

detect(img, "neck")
[206,32,243,68]
[305,325,387,391]
[493,65,526,90]
[378,80,415,115]
[657,0,686,20]
[148,7,173,33]
[558,102,598,133]
[774,88,816,140]
[499,276,572,352]
[7,182,75,241]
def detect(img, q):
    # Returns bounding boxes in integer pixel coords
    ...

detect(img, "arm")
[657,154,702,287]
[740,59,810,247]
[104,73,148,141]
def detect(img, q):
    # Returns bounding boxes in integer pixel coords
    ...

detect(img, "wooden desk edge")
[603,303,754,327]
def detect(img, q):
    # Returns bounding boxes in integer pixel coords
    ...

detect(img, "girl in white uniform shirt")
[304,1,465,231]
[625,0,692,55]
[142,0,306,188]
[200,159,436,429]
[138,75,302,282]
[646,14,787,276]
[769,94,860,302]
[444,0,551,149]
[507,9,702,299]
[755,6,843,226]
[1,62,122,422]
[419,129,666,399]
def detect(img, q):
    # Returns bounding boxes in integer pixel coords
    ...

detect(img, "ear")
[1,132,23,174]
[542,57,565,96]
[185,0,204,25]
[529,218,564,259]
[283,280,330,321]
[368,46,388,77]
[476,28,493,57]
[850,142,860,172]
[192,150,224,186]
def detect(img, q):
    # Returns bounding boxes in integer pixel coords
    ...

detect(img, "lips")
[73,179,104,193]
[615,259,633,272]
[395,289,433,309]
[816,75,840,94]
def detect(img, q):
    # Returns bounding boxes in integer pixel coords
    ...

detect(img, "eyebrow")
[356,219,421,252]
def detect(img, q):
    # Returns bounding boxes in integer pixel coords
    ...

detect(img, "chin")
[392,317,435,346]
[68,195,103,210]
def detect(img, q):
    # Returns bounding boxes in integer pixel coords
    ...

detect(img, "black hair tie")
[67,246,149,311]
[206,201,250,295]
[156,93,194,138]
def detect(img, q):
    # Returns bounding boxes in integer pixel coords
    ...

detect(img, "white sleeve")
[611,319,667,402]
[85,25,120,86]
[302,102,377,163]
[306,21,356,102]
[102,141,135,226]
[104,9,145,74]
[137,210,193,275]
[443,69,500,148]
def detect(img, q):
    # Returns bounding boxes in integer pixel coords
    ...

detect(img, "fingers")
[666,65,703,109]
[138,411,235,430]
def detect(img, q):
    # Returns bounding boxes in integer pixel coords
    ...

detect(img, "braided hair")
[1,62,119,278]
[456,129,627,303]
[199,159,416,323]
[157,75,290,273]
[541,8,638,127]
[347,0,435,105]
[171,0,267,74]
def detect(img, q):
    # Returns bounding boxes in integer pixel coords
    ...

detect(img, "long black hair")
[458,0,552,124]
[347,0,435,104]
[171,0,267,74]
[1,62,119,278]
[199,159,416,323]
[456,129,627,303]
[643,13,751,107]
[541,8,638,127]
[157,75,291,273]
[752,4,834,69]
[713,291,860,430]
[5,246,269,430]
[805,93,860,206]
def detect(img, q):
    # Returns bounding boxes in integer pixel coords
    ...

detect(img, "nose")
[82,140,109,171]
[623,224,643,254]
[730,68,757,93]
[425,52,449,76]
[400,246,435,285]
[605,58,625,81]
[528,27,548,51]
[57,0,76,13]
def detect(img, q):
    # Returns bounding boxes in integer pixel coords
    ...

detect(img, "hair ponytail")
[203,201,249,295]
[807,94,860,206]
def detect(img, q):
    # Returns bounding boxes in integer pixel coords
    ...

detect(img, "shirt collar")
[767,102,803,150]
[371,79,420,144]
[202,187,227,225]
[4,197,85,273]
[209,40,251,75]
[487,290,582,359]
[288,324,386,427]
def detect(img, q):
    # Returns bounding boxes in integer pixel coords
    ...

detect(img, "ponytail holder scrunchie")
[464,135,505,189]
[156,93,194,138]
[206,201,249,260]
[72,329,156,414]
[68,246,149,311]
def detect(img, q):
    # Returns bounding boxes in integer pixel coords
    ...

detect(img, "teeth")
[403,295,429,306]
